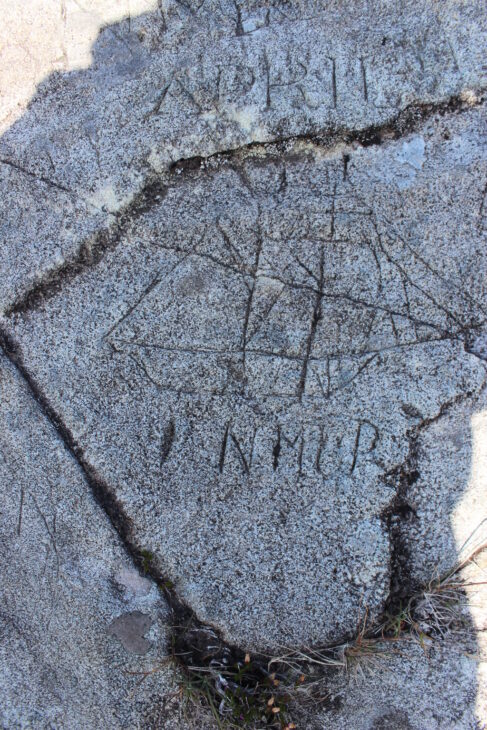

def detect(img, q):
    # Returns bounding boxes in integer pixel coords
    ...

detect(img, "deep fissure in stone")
[1,316,479,709]
[0,321,476,675]
[1,92,486,718]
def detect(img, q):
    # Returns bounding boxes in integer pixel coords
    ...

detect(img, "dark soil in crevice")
[1,323,482,726]
[0,324,251,670]
[380,433,421,618]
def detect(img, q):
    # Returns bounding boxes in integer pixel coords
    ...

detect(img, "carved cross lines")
[104,164,475,409]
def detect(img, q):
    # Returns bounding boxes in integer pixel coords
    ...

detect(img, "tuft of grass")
[381,539,487,643]
[169,637,327,729]
[127,538,486,729]
[140,548,154,574]
[174,659,296,729]
[265,539,487,687]
[125,626,333,728]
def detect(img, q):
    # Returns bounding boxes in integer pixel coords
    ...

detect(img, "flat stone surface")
[1,1,487,727]
[0,353,174,729]
[4,103,486,650]
[1,0,486,310]
[309,390,487,730]
[316,633,484,730]
[400,385,487,585]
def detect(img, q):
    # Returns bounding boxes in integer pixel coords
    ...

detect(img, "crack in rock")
[381,385,486,617]
[4,90,485,320]
[1,320,484,676]
[0,324,214,648]
[3,101,486,651]
[2,2,487,726]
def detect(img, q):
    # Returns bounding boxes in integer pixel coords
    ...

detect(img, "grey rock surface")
[0,353,174,729]
[1,0,486,311]
[1,0,487,727]
[400,385,487,585]
[3,103,487,651]
[314,636,483,730]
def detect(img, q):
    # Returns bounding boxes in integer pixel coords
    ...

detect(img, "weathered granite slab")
[1,0,486,310]
[4,103,486,651]
[1,2,487,726]
[0,353,173,729]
